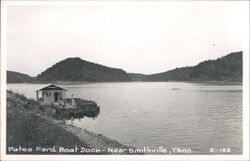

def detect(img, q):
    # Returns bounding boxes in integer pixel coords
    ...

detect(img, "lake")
[7,82,242,154]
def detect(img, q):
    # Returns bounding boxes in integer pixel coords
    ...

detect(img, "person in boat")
[71,94,76,106]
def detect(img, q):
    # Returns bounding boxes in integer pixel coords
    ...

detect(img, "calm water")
[7,82,242,154]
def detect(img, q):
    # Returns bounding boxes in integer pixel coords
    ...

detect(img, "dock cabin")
[36,84,67,105]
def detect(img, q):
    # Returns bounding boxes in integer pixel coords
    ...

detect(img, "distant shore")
[186,80,242,85]
[7,80,243,85]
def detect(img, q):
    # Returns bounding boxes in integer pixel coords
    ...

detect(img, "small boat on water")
[36,84,100,119]
[172,88,180,90]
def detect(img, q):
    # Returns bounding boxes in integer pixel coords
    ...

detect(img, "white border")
[1,1,249,161]
[242,1,250,159]
[1,1,8,161]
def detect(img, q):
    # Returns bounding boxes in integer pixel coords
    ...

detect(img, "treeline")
[142,51,242,82]
[7,51,242,83]
[36,57,131,82]
[7,71,35,83]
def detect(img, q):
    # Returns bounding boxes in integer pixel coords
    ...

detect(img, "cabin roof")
[36,84,67,91]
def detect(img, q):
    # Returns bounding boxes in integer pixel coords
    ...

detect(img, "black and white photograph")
[1,1,249,161]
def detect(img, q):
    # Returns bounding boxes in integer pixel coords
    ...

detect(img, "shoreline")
[6,90,130,154]
[7,80,243,85]
[38,114,129,151]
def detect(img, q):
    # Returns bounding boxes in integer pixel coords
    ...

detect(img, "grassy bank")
[6,90,129,155]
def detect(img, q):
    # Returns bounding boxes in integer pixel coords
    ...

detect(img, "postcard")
[1,1,249,161]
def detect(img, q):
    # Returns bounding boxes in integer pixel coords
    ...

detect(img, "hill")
[144,51,242,82]
[7,71,34,83]
[7,51,242,83]
[36,57,131,82]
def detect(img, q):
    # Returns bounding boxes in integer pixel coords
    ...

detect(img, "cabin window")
[46,92,51,96]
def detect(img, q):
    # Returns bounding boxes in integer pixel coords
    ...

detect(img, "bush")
[25,99,40,110]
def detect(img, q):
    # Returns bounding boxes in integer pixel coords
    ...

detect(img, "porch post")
[36,91,39,100]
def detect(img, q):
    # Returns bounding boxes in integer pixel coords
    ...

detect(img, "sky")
[6,1,248,76]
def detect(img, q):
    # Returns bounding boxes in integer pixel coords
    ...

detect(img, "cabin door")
[54,92,59,102]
